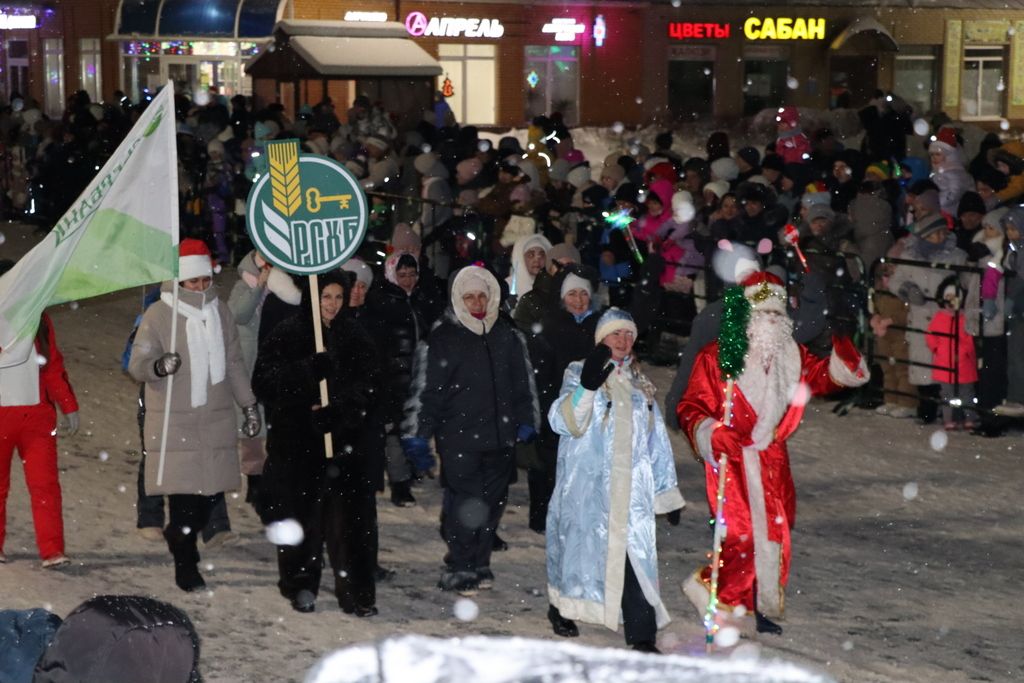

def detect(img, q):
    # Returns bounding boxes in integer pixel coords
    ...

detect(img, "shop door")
[668,61,714,120]
[743,60,788,115]
[162,58,229,100]
[830,56,879,109]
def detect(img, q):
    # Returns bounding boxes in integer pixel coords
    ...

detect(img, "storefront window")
[894,47,938,117]
[43,39,66,118]
[79,38,103,103]
[122,54,161,103]
[122,40,251,102]
[438,44,496,125]
[5,39,29,103]
[524,45,579,125]
[961,46,1005,119]
[743,47,789,115]
[668,46,715,121]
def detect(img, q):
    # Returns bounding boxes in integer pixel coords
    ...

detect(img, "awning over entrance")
[246,21,442,79]
[830,16,899,52]
[112,0,284,39]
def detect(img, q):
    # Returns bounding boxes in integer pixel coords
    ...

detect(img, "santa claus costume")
[676,270,868,634]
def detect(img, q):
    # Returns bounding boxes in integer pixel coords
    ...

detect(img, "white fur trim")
[829,349,870,387]
[744,283,788,313]
[179,254,213,281]
[741,445,784,617]
[654,487,685,514]
[563,387,595,437]
[594,318,638,344]
[266,267,302,306]
[602,370,634,630]
[694,418,716,463]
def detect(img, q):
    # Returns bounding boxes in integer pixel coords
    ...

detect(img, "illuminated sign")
[743,17,826,40]
[542,18,586,42]
[0,14,37,29]
[405,11,505,38]
[668,22,730,40]
[593,15,606,47]
[344,11,388,22]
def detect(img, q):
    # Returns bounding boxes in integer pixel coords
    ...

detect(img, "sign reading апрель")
[246,139,368,274]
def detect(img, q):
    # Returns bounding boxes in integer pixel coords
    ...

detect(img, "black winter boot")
[164,527,206,592]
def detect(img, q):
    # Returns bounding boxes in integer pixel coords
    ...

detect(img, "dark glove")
[154,352,181,377]
[665,509,682,526]
[899,282,926,306]
[241,404,261,438]
[310,404,341,434]
[580,344,614,391]
[401,437,434,473]
[312,352,332,381]
[983,298,998,321]
[516,424,538,444]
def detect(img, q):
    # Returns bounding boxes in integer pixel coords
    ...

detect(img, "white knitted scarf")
[161,292,225,407]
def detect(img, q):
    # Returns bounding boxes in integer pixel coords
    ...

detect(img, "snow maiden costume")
[676,270,869,634]
[546,308,685,650]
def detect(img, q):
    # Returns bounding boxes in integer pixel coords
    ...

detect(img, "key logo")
[246,139,368,274]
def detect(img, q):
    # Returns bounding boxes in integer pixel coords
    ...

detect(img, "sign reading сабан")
[246,140,368,275]
[405,11,504,38]
[744,17,825,40]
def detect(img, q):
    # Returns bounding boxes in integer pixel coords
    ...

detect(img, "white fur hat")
[560,272,592,299]
[594,307,638,344]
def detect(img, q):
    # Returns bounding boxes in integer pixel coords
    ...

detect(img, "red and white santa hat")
[178,238,214,281]
[928,126,959,156]
[740,270,787,314]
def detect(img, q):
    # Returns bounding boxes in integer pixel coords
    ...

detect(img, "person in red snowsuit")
[0,311,79,567]
[676,270,868,635]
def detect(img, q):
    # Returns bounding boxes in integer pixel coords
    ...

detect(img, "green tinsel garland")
[718,285,750,380]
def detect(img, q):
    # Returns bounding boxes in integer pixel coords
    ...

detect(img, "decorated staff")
[677,268,869,637]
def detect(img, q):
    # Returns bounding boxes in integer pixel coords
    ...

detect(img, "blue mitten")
[516,424,538,444]
[401,437,434,473]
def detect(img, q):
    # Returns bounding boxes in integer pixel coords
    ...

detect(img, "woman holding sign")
[253,270,385,616]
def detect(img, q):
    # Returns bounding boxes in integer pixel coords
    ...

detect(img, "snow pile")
[304,635,836,683]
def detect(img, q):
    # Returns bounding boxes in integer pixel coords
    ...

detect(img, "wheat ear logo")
[246,139,369,275]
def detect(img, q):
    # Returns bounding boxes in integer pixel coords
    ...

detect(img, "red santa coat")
[677,339,866,617]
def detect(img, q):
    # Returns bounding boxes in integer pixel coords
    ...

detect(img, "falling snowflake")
[902,482,919,501]
[913,119,930,137]
[929,430,948,452]
[715,626,741,647]
[265,519,304,546]
[611,122,624,134]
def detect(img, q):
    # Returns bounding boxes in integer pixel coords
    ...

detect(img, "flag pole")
[309,274,334,458]
[156,276,179,487]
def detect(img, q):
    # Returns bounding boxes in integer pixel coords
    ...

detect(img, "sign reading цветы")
[405,11,504,38]
[246,139,368,275]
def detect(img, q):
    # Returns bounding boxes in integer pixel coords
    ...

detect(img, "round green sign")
[246,140,368,275]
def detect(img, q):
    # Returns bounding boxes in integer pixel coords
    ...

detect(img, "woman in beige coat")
[129,239,260,592]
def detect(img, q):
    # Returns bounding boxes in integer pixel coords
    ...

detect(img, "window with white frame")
[894,46,938,117]
[961,46,1005,119]
[437,44,496,125]
[79,38,103,103]
[43,39,66,118]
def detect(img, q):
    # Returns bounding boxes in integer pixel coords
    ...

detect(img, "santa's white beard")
[747,312,795,373]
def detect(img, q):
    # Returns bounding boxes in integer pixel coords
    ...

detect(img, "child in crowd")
[925,279,979,430]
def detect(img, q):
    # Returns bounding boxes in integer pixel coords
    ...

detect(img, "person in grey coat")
[228,250,301,510]
[129,239,260,592]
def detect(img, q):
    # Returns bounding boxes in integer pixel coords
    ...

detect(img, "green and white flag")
[0,82,179,367]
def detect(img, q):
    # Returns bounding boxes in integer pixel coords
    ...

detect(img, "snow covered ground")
[1,222,1021,682]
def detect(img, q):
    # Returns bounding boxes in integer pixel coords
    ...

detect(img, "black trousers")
[265,456,377,609]
[622,557,657,645]
[166,494,218,568]
[527,442,558,533]
[440,447,514,573]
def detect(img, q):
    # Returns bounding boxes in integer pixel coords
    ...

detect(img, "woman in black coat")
[363,253,431,506]
[526,268,600,532]
[252,270,385,616]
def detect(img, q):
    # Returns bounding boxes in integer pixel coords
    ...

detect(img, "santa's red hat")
[928,126,959,156]
[740,270,787,313]
[178,238,214,281]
